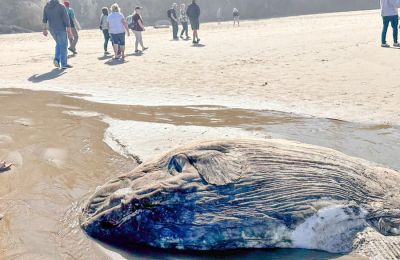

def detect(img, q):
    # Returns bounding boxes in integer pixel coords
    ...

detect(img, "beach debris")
[0,161,12,172]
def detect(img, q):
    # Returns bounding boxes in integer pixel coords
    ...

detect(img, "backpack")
[167,9,173,19]
[127,15,135,30]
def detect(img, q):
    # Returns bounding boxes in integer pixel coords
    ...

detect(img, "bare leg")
[113,44,119,58]
[120,45,125,60]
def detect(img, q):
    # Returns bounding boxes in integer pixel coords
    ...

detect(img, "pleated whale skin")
[80,139,400,259]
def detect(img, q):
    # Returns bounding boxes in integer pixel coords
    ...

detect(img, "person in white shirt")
[107,3,130,60]
[380,0,400,47]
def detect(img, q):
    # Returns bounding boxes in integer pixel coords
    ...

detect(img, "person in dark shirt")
[187,0,201,44]
[168,3,179,40]
[42,0,73,69]
[129,7,148,53]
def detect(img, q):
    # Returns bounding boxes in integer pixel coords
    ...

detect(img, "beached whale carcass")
[80,139,400,259]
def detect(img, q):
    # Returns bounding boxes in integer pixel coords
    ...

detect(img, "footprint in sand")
[0,135,13,144]
[14,118,34,127]
[43,148,67,168]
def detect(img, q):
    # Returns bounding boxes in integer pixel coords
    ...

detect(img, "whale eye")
[168,154,187,174]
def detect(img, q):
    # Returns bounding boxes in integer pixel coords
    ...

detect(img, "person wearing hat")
[64,1,81,54]
[128,6,148,53]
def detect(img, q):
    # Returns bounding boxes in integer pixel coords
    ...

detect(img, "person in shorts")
[187,0,200,44]
[107,3,130,60]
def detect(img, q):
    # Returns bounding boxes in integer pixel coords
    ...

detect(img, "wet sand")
[0,89,137,259]
[1,89,395,259]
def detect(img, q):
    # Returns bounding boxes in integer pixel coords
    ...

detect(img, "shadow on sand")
[127,52,144,57]
[104,58,128,66]
[191,43,206,48]
[28,69,66,83]
[98,54,113,61]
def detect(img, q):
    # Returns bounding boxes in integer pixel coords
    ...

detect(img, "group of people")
[99,3,147,60]
[43,0,243,69]
[42,0,202,68]
[168,1,201,44]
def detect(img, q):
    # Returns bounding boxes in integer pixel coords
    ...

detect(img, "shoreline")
[0,88,393,260]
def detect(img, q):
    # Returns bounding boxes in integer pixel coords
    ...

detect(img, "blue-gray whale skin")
[80,139,400,259]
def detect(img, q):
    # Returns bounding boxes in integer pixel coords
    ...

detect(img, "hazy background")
[0,0,378,33]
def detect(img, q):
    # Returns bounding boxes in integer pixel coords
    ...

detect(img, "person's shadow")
[191,43,206,48]
[105,59,127,66]
[126,52,144,57]
[28,69,66,83]
[98,54,113,60]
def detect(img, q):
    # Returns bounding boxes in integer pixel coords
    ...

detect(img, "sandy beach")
[0,10,399,125]
[0,9,399,260]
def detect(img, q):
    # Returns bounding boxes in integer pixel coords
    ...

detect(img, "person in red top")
[129,6,148,53]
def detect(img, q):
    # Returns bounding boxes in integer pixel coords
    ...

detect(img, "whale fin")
[351,227,400,260]
[187,150,246,185]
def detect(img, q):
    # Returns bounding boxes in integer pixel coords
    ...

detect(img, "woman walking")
[100,7,110,55]
[107,3,130,60]
[179,4,190,40]
[130,7,148,53]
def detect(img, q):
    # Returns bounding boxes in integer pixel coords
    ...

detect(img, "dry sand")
[0,10,399,125]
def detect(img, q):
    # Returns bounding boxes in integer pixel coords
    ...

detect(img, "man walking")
[64,1,81,54]
[187,0,201,44]
[42,0,73,69]
[380,0,400,47]
[168,3,179,40]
